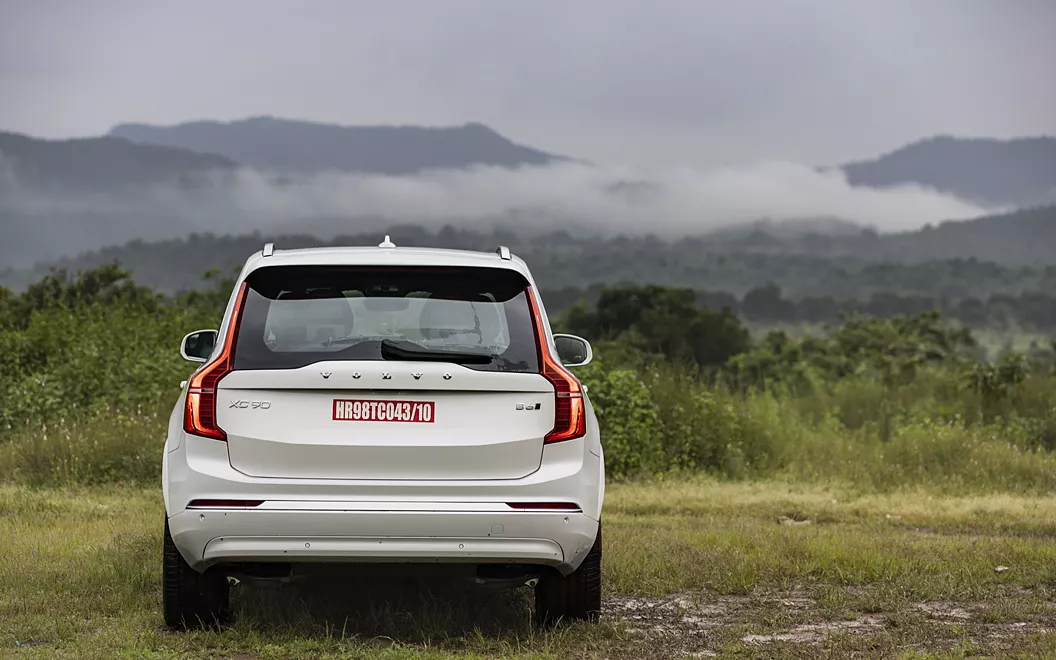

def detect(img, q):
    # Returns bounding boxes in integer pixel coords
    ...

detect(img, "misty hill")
[841,136,1056,208]
[0,131,242,267]
[0,131,236,191]
[706,217,867,242]
[108,117,561,175]
[739,205,1056,264]
[5,206,1056,302]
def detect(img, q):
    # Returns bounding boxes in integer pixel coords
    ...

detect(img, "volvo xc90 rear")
[162,238,604,628]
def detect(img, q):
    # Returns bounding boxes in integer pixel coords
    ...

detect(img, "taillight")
[183,282,248,441]
[526,286,587,443]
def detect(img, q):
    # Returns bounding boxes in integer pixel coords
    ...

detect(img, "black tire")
[535,524,602,626]
[163,519,230,629]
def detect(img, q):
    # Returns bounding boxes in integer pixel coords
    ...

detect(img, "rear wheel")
[163,519,230,629]
[535,524,602,625]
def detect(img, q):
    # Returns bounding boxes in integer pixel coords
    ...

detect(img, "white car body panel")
[219,362,555,481]
[163,244,603,576]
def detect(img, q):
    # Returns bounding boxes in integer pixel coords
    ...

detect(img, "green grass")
[4,481,1056,658]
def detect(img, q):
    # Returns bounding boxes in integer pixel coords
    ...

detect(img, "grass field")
[3,480,1056,659]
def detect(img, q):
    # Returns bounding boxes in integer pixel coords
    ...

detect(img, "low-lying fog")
[0,157,994,268]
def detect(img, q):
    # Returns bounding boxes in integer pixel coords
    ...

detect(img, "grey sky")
[2,0,1054,167]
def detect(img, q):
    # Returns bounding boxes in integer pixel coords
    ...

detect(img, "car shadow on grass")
[226,565,539,643]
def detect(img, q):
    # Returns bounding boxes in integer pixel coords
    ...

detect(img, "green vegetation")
[2,267,1056,489]
[4,265,1056,656]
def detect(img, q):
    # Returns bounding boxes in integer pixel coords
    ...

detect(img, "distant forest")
[3,206,1056,291]
[547,283,1056,333]
[2,223,1056,333]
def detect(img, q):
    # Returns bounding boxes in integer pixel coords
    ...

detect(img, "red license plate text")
[333,399,435,423]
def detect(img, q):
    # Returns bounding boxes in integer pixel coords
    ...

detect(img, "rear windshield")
[232,266,540,373]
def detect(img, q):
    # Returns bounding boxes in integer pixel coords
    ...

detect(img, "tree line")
[545,282,1056,332]
[5,218,1056,300]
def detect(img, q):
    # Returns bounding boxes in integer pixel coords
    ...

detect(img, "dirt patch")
[608,593,763,634]
[917,601,972,620]
[605,590,1055,655]
[741,616,884,645]
[610,591,886,647]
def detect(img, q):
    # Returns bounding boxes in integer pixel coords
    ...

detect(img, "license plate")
[333,399,435,423]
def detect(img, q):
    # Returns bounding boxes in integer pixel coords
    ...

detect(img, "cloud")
[179,160,993,234]
[1,159,992,267]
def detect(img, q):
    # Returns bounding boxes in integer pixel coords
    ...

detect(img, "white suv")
[163,238,604,628]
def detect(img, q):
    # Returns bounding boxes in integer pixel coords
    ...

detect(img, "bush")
[0,266,222,435]
[575,362,662,479]
[2,267,1056,495]
[572,353,1056,493]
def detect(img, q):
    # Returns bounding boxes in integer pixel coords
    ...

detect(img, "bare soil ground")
[605,590,1056,658]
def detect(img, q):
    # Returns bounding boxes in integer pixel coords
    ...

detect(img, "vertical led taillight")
[525,286,586,443]
[183,282,248,441]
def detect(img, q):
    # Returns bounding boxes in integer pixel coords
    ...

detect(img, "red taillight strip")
[506,502,582,511]
[525,286,586,443]
[183,282,249,441]
[187,499,264,508]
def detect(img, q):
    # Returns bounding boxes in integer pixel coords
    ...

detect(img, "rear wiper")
[380,339,494,364]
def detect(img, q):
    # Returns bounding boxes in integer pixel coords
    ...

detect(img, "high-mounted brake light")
[526,286,586,443]
[183,282,248,441]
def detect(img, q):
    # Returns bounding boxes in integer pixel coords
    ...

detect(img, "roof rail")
[496,245,511,260]
[262,242,275,257]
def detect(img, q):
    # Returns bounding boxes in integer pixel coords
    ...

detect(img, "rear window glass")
[232,266,540,373]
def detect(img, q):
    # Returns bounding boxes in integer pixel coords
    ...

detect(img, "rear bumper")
[168,506,598,574]
[164,434,604,575]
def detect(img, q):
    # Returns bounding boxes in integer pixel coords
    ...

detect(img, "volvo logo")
[318,371,435,381]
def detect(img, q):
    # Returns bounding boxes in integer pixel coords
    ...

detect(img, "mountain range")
[841,135,1056,208]
[0,130,235,191]
[3,117,1053,204]
[2,117,1056,271]
[108,117,561,175]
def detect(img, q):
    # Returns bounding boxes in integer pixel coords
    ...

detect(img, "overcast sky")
[2,0,1055,167]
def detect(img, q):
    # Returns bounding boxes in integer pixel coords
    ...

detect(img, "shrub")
[2,268,1056,495]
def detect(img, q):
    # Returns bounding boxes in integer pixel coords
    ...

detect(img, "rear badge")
[516,403,542,411]
[230,400,271,409]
